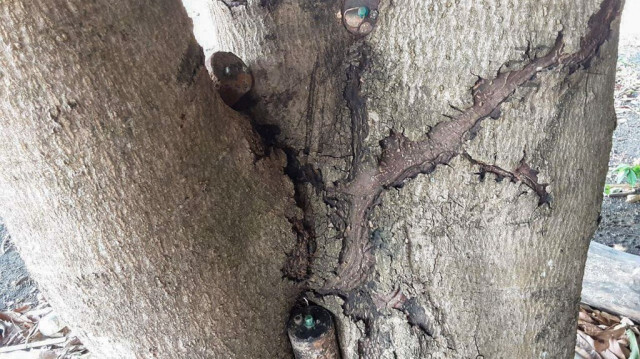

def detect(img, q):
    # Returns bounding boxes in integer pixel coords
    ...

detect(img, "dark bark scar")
[321,0,623,295]
[465,153,551,206]
[177,39,205,85]
[218,0,247,10]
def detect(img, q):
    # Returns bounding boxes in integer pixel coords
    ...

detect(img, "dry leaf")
[581,309,597,324]
[591,311,621,327]
[593,326,628,353]
[0,311,33,325]
[607,337,626,359]
[581,322,605,337]
[13,304,32,314]
[577,331,604,359]
[601,350,621,359]
[618,336,630,348]
[626,194,640,203]
[600,312,621,326]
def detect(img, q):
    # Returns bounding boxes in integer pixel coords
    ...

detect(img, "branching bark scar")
[236,0,623,348]
[321,0,622,295]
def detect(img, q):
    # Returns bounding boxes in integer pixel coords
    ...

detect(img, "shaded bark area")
[0,0,300,357]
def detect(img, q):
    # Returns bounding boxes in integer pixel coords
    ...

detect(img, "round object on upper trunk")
[208,52,253,108]
[342,0,380,35]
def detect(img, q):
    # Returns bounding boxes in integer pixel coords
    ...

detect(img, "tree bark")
[0,1,299,358]
[0,0,624,358]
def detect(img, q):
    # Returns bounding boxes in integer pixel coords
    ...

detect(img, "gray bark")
[0,1,299,358]
[0,0,624,358]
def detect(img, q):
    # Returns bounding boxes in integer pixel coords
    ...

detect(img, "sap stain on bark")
[399,297,435,336]
[344,43,371,180]
[343,287,380,326]
[283,217,314,281]
[219,0,246,9]
[323,0,623,292]
[177,39,204,85]
[259,0,281,11]
[241,118,321,281]
[281,147,324,281]
[370,287,435,337]
[565,0,623,73]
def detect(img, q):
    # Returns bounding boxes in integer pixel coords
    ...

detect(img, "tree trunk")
[0,1,299,357]
[0,0,623,358]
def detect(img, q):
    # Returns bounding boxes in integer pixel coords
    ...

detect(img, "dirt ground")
[0,227,39,312]
[592,31,640,255]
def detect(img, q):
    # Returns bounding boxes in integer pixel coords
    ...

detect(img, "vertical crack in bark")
[473,317,483,359]
[244,122,324,281]
[321,0,622,296]
[304,59,320,155]
[281,147,324,281]
[344,43,372,180]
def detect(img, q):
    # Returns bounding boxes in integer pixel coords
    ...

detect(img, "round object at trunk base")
[287,304,341,359]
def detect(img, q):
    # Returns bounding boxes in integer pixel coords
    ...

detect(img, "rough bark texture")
[185,0,623,357]
[0,1,300,358]
[0,0,623,358]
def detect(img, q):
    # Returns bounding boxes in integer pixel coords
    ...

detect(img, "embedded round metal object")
[208,51,253,107]
[287,304,341,359]
[342,0,381,36]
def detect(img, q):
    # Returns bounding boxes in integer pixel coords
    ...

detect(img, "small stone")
[358,22,373,34]
[39,312,66,337]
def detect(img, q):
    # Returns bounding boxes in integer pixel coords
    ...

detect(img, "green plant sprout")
[628,329,639,359]
[603,163,640,195]
[615,164,640,187]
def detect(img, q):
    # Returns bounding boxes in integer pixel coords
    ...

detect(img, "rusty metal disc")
[287,304,341,359]
[208,52,253,107]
